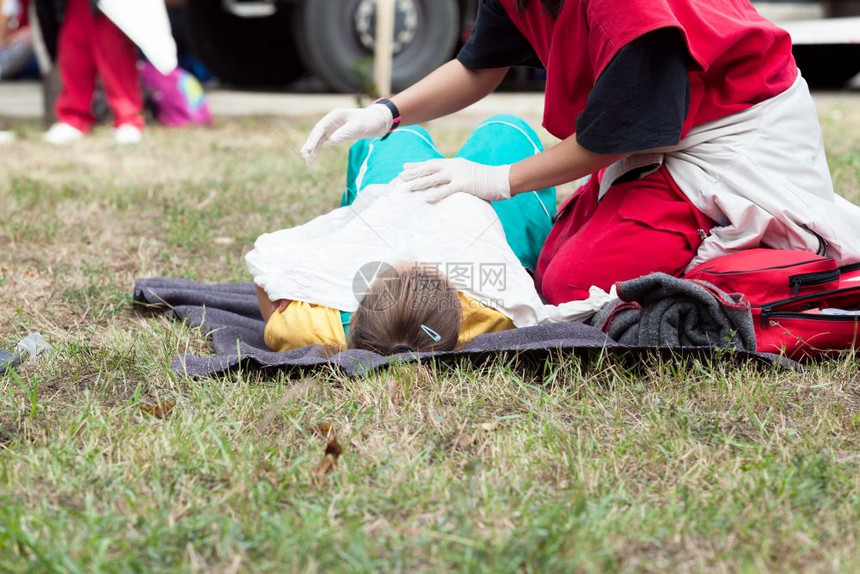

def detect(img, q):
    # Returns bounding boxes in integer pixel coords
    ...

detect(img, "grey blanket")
[591,273,757,351]
[132,277,781,378]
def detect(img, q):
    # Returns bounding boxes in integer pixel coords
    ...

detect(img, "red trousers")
[535,166,715,304]
[55,0,143,131]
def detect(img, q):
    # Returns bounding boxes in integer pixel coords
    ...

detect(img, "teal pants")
[341,114,557,272]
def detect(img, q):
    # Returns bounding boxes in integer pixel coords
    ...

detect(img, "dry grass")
[0,105,859,572]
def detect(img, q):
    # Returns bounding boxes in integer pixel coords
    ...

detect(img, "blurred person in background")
[0,0,34,143]
[0,0,35,80]
[39,0,144,144]
[302,0,860,306]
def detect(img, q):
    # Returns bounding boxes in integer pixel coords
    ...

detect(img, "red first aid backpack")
[685,249,860,359]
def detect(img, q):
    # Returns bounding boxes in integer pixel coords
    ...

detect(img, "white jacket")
[600,75,860,269]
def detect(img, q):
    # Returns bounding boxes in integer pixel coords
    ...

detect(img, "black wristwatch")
[374,97,401,138]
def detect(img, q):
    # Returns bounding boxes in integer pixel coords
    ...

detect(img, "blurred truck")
[185,0,860,91]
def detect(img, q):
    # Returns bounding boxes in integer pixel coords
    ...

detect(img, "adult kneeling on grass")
[301,0,860,306]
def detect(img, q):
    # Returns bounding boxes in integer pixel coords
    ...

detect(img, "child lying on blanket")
[247,115,613,355]
[257,262,503,355]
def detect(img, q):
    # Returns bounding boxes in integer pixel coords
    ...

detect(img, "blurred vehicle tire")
[822,0,860,18]
[186,0,304,86]
[294,0,459,93]
[793,44,860,89]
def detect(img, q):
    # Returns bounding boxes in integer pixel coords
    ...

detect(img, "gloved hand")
[400,158,512,203]
[300,103,394,164]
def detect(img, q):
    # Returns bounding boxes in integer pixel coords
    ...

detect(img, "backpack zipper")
[788,269,841,297]
[758,284,860,328]
[760,308,860,328]
[704,257,832,275]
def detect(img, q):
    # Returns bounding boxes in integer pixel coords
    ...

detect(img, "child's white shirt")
[246,179,614,327]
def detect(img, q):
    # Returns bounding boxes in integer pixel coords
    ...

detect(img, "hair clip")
[421,324,441,342]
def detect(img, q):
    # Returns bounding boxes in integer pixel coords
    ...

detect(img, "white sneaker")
[43,122,85,145]
[114,124,142,145]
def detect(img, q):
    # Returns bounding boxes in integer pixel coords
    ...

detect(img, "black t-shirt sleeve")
[576,28,691,155]
[457,0,543,70]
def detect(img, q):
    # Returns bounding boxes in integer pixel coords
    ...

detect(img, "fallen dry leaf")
[311,422,336,439]
[311,424,343,487]
[139,400,176,419]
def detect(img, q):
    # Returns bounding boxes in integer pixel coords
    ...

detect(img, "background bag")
[140,61,212,127]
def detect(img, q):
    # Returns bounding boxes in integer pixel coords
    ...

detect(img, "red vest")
[498,0,798,140]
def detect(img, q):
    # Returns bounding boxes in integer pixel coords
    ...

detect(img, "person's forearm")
[391,60,508,126]
[508,134,625,195]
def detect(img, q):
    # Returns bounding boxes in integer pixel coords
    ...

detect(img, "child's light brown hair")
[349,264,461,355]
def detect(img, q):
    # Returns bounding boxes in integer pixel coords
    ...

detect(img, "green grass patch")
[0,108,859,572]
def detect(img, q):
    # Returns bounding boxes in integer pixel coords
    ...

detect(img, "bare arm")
[391,60,509,126]
[301,60,508,163]
[400,131,625,202]
[509,133,625,195]
[256,286,290,323]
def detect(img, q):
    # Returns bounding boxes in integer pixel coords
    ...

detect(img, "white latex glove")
[300,103,394,164]
[400,158,512,203]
